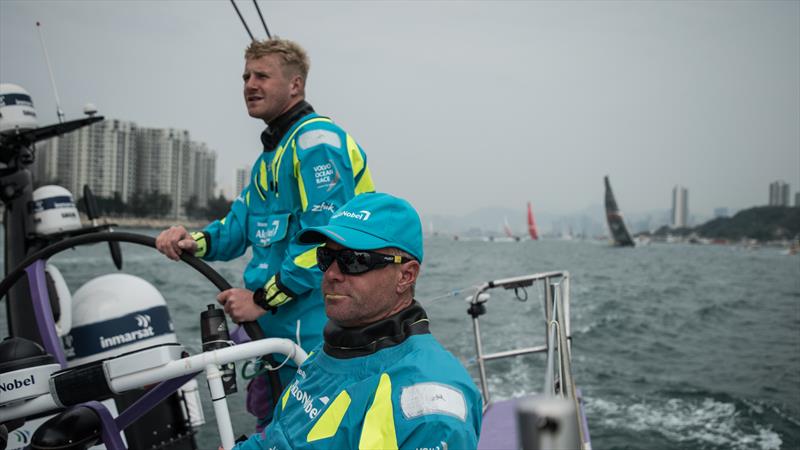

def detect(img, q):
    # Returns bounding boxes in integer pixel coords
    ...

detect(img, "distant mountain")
[424,206,522,237]
[423,204,671,238]
[423,203,774,239]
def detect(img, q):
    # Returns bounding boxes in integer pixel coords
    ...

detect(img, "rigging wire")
[230,0,255,42]
[35,21,65,124]
[420,284,482,304]
[253,0,272,39]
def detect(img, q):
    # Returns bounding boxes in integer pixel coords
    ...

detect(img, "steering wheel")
[0,231,302,449]
[0,231,265,341]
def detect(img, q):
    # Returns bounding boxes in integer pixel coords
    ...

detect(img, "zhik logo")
[311,202,337,213]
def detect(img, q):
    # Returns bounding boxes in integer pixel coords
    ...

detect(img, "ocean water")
[1,229,798,449]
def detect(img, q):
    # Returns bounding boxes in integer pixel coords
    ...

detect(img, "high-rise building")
[769,181,790,206]
[713,207,729,218]
[32,119,216,218]
[234,167,249,197]
[136,127,217,218]
[671,185,688,228]
[34,119,137,201]
[32,138,60,186]
[795,192,800,207]
[136,127,188,218]
[192,143,217,209]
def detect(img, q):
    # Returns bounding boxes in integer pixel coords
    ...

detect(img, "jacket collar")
[260,100,315,152]
[323,301,430,359]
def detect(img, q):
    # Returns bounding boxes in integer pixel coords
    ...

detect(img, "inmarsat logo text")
[99,314,155,349]
[333,209,371,221]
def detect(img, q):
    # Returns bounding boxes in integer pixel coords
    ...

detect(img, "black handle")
[82,185,99,220]
[109,241,123,270]
[82,185,123,270]
[242,322,265,340]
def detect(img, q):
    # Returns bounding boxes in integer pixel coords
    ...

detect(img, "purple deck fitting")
[230,324,251,344]
[115,372,199,430]
[478,397,522,450]
[26,260,67,367]
[83,401,126,450]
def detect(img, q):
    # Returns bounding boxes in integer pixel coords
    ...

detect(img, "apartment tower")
[768,181,790,206]
[671,185,689,228]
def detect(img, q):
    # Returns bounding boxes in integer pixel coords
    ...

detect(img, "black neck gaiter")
[323,301,430,359]
[259,100,315,152]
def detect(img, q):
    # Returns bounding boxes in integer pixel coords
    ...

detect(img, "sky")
[1,0,798,220]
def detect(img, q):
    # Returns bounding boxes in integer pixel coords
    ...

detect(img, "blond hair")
[245,38,310,80]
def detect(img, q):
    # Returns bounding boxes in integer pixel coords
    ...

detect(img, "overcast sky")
[2,0,798,219]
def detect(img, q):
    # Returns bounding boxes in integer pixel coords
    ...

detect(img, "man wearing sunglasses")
[231,192,482,450]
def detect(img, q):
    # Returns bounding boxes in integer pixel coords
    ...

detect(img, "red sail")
[527,202,539,240]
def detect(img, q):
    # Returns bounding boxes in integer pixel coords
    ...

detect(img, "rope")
[419,285,481,304]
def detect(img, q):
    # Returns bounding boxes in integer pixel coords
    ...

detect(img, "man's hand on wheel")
[155,225,197,261]
[217,288,267,323]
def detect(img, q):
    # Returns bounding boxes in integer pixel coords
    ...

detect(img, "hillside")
[652,206,799,241]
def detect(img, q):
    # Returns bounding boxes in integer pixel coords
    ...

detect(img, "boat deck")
[478,397,527,450]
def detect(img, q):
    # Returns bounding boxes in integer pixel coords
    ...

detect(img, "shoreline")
[89,216,209,230]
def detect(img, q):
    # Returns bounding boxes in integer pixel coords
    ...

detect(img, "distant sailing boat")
[428,221,437,237]
[604,176,635,246]
[527,202,539,240]
[503,216,516,239]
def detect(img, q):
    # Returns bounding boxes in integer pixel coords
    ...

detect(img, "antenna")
[35,21,65,124]
[230,0,256,42]
[252,0,272,39]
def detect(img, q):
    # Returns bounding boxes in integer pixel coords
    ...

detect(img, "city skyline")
[28,120,796,233]
[27,113,795,228]
[2,1,798,219]
[34,118,217,218]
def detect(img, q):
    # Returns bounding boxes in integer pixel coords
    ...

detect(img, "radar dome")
[83,103,97,116]
[30,185,82,235]
[0,83,39,134]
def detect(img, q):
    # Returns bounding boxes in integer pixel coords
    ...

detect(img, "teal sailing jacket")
[233,333,483,450]
[194,112,375,350]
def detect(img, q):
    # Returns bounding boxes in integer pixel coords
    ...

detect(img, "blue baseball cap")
[297,192,423,262]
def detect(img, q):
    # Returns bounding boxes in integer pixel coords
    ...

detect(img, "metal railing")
[467,271,571,404]
[467,271,589,448]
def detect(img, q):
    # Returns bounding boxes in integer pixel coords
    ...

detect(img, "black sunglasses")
[316,246,413,275]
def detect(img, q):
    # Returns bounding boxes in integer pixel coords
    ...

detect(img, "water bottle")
[200,304,237,394]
